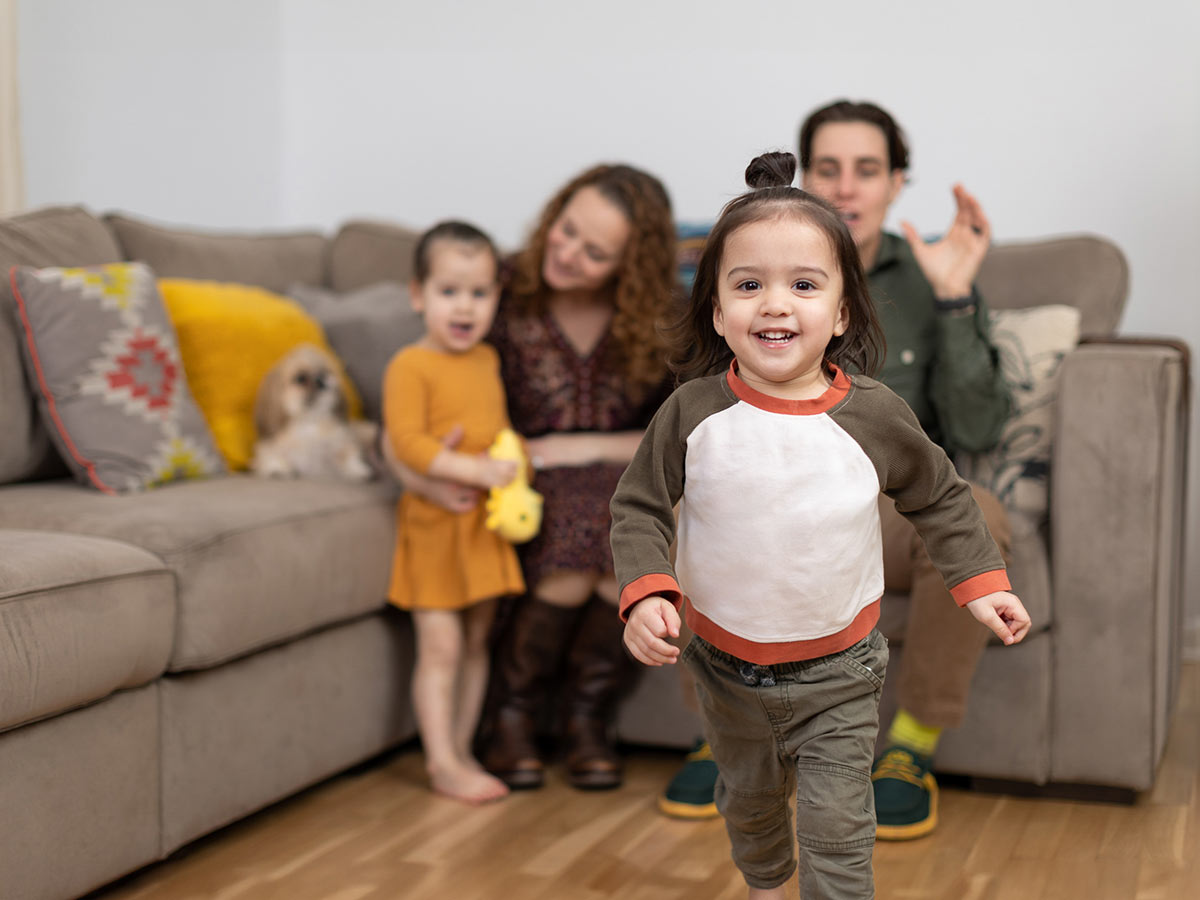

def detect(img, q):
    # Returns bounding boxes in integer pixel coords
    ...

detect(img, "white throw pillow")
[958,304,1082,529]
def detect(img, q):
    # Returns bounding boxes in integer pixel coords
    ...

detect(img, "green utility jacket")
[867,232,1011,455]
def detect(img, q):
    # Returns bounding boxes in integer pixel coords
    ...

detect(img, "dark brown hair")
[507,164,678,394]
[670,151,884,383]
[798,99,910,173]
[413,220,500,283]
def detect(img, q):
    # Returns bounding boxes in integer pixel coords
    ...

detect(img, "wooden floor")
[89,663,1200,900]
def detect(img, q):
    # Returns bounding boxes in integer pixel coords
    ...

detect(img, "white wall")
[18,0,1200,635]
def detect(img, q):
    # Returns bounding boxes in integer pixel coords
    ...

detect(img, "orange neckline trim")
[725,361,851,415]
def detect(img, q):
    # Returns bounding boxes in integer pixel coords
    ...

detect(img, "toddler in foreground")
[610,153,1030,898]
[384,221,526,805]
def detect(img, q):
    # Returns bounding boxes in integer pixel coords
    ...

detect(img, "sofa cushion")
[106,213,328,294]
[10,262,226,493]
[328,220,421,293]
[0,529,174,732]
[288,281,425,422]
[159,278,362,470]
[0,206,124,485]
[0,477,398,670]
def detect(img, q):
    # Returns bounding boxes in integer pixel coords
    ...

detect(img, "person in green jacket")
[659,99,1013,841]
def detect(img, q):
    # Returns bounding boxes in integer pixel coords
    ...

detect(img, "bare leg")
[453,598,497,765]
[411,609,508,804]
[747,887,787,900]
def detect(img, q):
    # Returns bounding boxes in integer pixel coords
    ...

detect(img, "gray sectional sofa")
[0,206,1190,900]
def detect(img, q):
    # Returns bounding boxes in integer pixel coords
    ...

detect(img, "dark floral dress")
[488,298,672,591]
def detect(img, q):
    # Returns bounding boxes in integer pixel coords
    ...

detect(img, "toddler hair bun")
[745,152,797,190]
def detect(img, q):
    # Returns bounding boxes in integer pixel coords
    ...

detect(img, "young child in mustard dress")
[384,221,526,805]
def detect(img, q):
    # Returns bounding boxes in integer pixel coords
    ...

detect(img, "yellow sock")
[887,709,942,757]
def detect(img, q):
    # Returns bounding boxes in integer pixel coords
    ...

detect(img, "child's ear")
[712,298,725,336]
[833,299,850,337]
[408,279,425,313]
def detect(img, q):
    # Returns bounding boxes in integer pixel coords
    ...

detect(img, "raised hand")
[900,183,991,300]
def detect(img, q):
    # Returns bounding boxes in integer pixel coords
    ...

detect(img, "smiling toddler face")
[713,216,848,401]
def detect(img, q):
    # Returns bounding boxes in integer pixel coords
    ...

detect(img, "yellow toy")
[484,429,544,544]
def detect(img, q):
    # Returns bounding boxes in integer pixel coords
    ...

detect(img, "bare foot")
[429,761,510,805]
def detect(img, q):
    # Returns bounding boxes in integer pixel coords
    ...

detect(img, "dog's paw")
[341,455,374,482]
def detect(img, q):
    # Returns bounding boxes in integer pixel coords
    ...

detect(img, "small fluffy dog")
[251,343,377,482]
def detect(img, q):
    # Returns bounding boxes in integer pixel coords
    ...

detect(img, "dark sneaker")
[658,739,720,819]
[872,745,939,840]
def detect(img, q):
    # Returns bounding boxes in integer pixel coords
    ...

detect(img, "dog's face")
[255,344,347,438]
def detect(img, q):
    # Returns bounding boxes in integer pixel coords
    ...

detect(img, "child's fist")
[623,596,682,667]
[966,591,1031,645]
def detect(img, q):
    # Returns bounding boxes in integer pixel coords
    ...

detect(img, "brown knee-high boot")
[483,597,580,789]
[564,596,636,790]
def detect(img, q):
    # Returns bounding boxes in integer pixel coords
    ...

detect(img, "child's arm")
[966,591,1032,645]
[609,391,688,631]
[425,447,516,490]
[383,351,516,490]
[624,596,682,666]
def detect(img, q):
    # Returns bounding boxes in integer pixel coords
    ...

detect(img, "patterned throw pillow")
[958,304,1082,528]
[8,262,226,493]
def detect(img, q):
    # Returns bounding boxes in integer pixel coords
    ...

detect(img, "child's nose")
[761,285,791,314]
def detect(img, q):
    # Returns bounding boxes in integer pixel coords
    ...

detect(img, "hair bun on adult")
[745,152,797,190]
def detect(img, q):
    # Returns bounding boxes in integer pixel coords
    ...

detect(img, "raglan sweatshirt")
[609,364,1010,665]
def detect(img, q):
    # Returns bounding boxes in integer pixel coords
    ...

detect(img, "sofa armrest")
[1050,338,1190,789]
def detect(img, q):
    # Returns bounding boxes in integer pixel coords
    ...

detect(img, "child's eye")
[737,280,761,292]
[473,288,492,299]
[794,280,815,291]
[441,287,457,297]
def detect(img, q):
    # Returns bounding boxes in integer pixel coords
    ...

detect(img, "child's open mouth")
[450,322,475,338]
[755,331,795,346]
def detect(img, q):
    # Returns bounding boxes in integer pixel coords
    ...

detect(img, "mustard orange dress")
[384,343,525,610]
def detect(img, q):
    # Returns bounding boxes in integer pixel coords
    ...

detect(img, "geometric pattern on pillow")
[957,304,1082,529]
[8,262,225,493]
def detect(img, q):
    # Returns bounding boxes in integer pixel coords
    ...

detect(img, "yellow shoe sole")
[657,794,720,820]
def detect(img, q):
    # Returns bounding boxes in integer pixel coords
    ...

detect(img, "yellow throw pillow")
[159,279,362,470]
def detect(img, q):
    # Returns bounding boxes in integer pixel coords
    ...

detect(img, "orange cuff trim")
[619,573,683,622]
[949,569,1012,607]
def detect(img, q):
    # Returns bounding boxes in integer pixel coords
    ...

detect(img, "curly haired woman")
[394,163,680,790]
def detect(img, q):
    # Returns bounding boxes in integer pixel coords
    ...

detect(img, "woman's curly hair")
[507,164,679,396]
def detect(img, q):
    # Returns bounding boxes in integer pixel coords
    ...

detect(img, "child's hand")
[624,596,682,666]
[474,456,518,489]
[966,591,1031,646]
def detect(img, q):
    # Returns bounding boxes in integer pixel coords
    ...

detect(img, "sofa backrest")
[0,206,126,484]
[105,213,328,294]
[977,234,1128,337]
[328,219,421,293]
